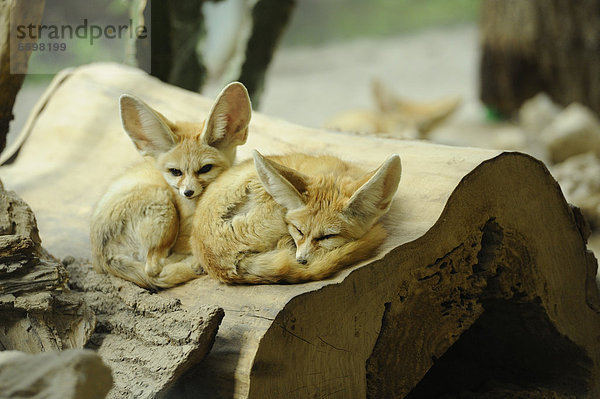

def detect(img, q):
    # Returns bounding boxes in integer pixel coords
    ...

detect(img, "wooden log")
[479,0,600,116]
[0,0,45,154]
[1,63,600,398]
[0,172,224,397]
[0,186,95,352]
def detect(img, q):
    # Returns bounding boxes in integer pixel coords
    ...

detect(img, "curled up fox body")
[191,150,401,284]
[90,82,252,289]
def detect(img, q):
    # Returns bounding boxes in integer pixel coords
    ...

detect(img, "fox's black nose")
[297,258,308,265]
[184,190,194,198]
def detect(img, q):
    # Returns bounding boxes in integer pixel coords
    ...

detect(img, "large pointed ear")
[119,94,177,157]
[253,151,308,211]
[202,82,251,151]
[372,79,399,113]
[344,154,401,219]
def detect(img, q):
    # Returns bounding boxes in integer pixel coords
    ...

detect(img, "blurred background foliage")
[25,0,481,83]
[282,0,480,46]
[25,0,131,82]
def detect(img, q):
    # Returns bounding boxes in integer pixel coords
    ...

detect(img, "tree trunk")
[130,0,294,106]
[237,0,296,106]
[2,63,600,398]
[134,0,207,92]
[0,0,45,155]
[479,0,600,116]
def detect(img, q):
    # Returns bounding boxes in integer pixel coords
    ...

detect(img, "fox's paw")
[179,254,205,275]
[144,260,163,277]
[191,260,205,275]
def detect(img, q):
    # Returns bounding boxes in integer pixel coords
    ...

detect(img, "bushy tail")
[150,257,201,288]
[91,219,199,290]
[219,223,387,284]
[94,254,199,290]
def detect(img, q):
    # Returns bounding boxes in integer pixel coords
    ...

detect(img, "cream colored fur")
[90,82,251,289]
[191,151,401,284]
[325,79,461,139]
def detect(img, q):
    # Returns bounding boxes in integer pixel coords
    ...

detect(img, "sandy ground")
[8,23,600,257]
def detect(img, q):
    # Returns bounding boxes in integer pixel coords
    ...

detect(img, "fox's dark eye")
[169,168,182,176]
[197,164,213,174]
[294,226,304,236]
[316,234,336,241]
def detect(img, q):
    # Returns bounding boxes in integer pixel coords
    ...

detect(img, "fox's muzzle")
[179,184,202,199]
[295,242,311,265]
[297,257,308,265]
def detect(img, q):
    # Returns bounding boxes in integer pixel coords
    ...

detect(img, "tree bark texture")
[0,185,95,353]
[66,258,224,399]
[479,0,600,116]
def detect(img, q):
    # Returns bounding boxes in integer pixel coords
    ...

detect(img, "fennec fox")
[90,82,251,289]
[325,79,461,139]
[191,151,401,284]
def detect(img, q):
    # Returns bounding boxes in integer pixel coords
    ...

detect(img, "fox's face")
[119,83,251,200]
[156,129,234,199]
[253,151,401,265]
[285,194,369,264]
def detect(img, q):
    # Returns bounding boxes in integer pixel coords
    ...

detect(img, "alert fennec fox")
[90,82,251,289]
[191,151,401,284]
